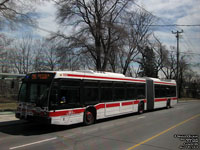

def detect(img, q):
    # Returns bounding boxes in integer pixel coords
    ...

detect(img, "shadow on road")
[0,121,84,136]
[0,107,169,136]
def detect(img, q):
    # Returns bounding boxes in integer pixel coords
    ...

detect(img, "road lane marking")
[9,137,57,150]
[127,114,200,150]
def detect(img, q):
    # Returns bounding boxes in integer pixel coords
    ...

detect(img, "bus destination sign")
[31,73,54,80]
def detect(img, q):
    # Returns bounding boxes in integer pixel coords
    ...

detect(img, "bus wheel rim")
[139,104,143,113]
[86,112,93,122]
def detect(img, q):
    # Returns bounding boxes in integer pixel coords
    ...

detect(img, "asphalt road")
[0,101,199,150]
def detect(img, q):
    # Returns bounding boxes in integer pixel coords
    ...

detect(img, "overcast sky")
[5,0,200,67]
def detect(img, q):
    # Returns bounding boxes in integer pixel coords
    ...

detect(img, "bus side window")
[114,82,125,101]
[60,88,80,104]
[126,83,136,100]
[100,82,113,102]
[83,80,99,104]
[136,83,146,99]
[56,79,81,109]
[155,85,159,98]
[161,85,168,98]
[170,86,176,97]
[166,86,171,97]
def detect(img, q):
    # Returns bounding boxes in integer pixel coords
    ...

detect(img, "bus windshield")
[19,82,51,107]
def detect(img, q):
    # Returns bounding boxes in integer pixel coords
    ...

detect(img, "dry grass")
[178,98,200,101]
[0,103,17,111]
[0,97,17,111]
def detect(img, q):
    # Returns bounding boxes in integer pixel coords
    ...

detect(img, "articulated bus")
[16,70,177,125]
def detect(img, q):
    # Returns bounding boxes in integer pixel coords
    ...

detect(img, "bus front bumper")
[15,113,51,124]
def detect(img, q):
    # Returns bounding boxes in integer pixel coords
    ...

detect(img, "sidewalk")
[0,111,26,127]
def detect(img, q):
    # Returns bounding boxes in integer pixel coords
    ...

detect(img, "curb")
[178,100,200,103]
[0,111,15,115]
[0,109,16,112]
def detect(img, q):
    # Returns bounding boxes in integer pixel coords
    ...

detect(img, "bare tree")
[150,35,169,77]
[52,0,135,71]
[55,45,81,71]
[9,34,34,74]
[0,33,13,72]
[178,55,190,97]
[43,40,64,71]
[161,47,177,79]
[33,39,47,71]
[0,0,46,30]
[44,46,58,71]
[137,46,158,77]
[117,10,154,75]
[107,38,124,72]
[183,71,200,98]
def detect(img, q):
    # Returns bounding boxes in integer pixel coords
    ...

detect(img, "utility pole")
[172,29,183,99]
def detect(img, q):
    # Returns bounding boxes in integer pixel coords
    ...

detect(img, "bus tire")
[166,100,171,109]
[138,102,144,114]
[84,109,95,125]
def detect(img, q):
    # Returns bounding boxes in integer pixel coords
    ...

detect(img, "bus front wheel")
[84,110,95,125]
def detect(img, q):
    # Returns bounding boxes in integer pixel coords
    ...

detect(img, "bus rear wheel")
[84,110,95,125]
[138,102,144,114]
[166,100,171,109]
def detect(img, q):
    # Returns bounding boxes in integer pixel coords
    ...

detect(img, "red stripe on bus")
[134,100,140,104]
[106,103,120,108]
[49,109,85,117]
[122,101,133,106]
[155,97,177,102]
[155,98,167,102]
[49,111,68,117]
[67,74,146,83]
[72,109,85,114]
[95,104,105,109]
[154,81,176,85]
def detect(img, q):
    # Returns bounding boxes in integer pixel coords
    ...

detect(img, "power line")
[132,2,198,54]
[111,21,200,27]
[132,1,157,18]
[132,1,182,32]
[169,51,200,55]
[132,1,198,57]
[149,24,200,27]
[182,37,196,52]
[182,33,198,51]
